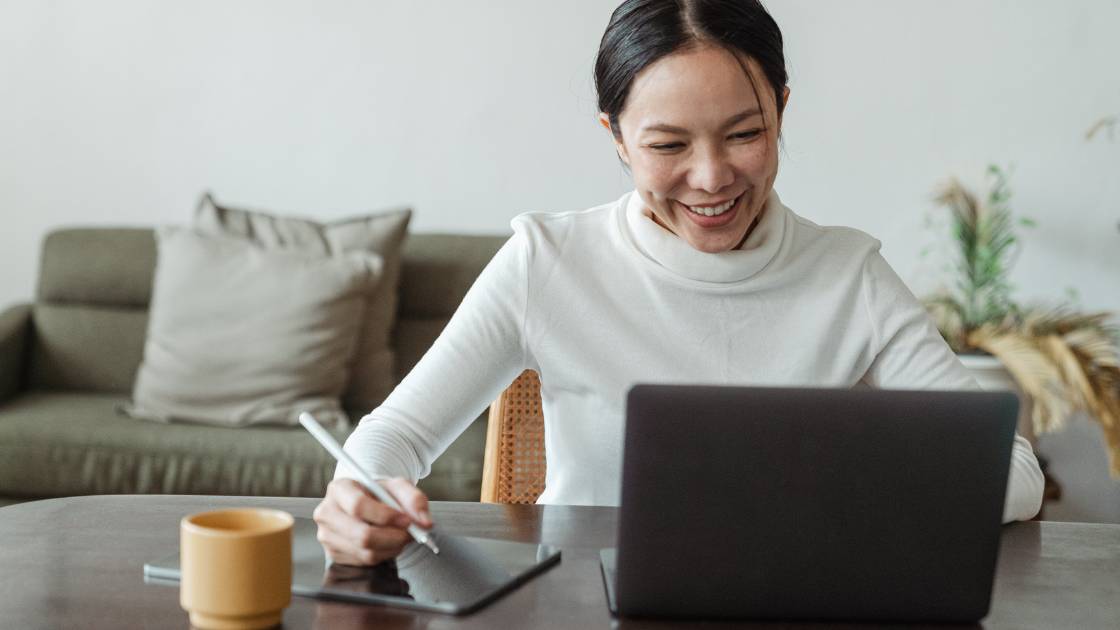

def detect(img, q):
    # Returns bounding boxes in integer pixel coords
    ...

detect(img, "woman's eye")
[649,142,684,151]
[730,129,762,140]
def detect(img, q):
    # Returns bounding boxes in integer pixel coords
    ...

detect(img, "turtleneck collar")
[622,189,788,284]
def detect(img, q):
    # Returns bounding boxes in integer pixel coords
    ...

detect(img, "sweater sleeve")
[335,229,532,484]
[859,250,1044,523]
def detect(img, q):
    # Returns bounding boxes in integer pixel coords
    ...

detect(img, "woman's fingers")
[380,477,433,528]
[317,519,407,566]
[327,498,412,550]
[328,478,411,527]
[322,515,408,561]
[324,477,432,529]
[313,478,422,566]
[314,495,411,565]
[316,522,375,566]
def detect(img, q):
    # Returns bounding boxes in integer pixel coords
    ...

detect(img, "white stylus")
[298,412,440,555]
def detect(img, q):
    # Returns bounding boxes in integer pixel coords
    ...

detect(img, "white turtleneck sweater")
[339,190,1044,522]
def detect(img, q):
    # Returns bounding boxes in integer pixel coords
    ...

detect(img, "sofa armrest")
[0,304,32,404]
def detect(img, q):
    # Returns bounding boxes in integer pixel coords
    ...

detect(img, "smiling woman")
[603,46,784,252]
[313,0,1046,568]
[595,0,789,253]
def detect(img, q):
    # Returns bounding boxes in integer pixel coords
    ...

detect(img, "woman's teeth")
[686,196,738,217]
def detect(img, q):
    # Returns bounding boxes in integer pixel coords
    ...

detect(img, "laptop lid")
[612,385,1017,623]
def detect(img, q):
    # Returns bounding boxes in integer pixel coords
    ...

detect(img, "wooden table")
[1,495,1118,629]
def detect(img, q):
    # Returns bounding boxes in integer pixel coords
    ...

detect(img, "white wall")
[1,0,1117,313]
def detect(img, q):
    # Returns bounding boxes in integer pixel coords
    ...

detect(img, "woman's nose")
[686,147,735,194]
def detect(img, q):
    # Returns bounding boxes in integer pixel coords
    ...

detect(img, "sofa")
[0,227,506,506]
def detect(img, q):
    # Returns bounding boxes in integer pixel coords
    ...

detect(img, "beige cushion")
[126,228,381,429]
[194,194,410,416]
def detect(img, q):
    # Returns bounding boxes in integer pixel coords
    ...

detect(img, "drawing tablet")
[144,517,561,615]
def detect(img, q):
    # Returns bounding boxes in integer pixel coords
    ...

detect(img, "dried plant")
[923,166,1120,477]
[926,165,1027,344]
[966,313,1120,476]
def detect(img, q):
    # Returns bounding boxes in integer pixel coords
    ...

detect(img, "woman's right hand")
[313,477,434,566]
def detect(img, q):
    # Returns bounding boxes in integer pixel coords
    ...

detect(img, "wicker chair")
[480,370,546,504]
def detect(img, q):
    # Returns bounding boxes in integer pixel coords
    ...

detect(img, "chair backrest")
[481,370,546,504]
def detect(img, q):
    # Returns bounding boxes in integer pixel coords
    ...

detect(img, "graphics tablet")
[144,517,561,615]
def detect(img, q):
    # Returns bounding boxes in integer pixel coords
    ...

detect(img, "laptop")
[600,385,1018,623]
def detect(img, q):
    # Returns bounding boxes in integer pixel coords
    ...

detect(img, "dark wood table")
[1,495,1118,629]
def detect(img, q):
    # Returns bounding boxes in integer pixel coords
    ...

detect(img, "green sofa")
[0,228,506,506]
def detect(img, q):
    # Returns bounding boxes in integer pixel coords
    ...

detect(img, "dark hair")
[594,0,787,139]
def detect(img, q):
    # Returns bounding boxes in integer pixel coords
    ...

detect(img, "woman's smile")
[677,193,743,228]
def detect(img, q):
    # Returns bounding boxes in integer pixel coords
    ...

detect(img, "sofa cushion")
[393,318,455,380]
[127,228,380,428]
[36,228,156,307]
[0,392,486,501]
[29,304,147,393]
[29,229,156,392]
[394,234,507,379]
[0,392,340,497]
[398,234,507,318]
[195,194,411,415]
[0,304,32,403]
[27,230,510,396]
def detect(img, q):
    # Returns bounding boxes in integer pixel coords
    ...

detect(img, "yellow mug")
[180,508,294,630]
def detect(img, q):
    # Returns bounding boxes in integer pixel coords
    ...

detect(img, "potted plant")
[922,165,1120,478]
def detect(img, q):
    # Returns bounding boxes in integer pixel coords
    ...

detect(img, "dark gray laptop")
[600,385,1018,623]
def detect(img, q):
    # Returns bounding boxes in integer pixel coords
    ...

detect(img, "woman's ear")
[598,113,630,166]
[778,86,791,124]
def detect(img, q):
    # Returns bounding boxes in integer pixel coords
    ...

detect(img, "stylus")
[298,412,441,555]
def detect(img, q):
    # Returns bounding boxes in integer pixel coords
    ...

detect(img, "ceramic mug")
[180,508,294,630]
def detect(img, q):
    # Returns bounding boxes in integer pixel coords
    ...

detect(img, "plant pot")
[957,353,1037,446]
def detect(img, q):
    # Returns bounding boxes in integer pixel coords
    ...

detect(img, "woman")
[314,0,1045,566]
